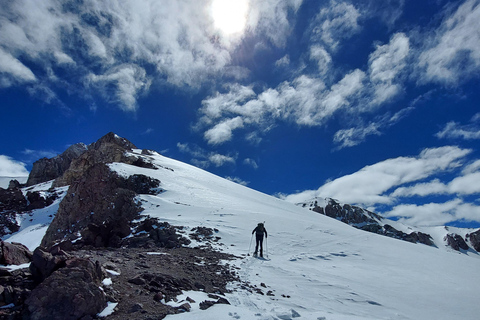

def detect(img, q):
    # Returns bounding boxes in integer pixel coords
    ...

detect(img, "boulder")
[29,247,70,283]
[25,257,106,320]
[0,241,32,265]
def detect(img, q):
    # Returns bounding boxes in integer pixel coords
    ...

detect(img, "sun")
[211,0,249,35]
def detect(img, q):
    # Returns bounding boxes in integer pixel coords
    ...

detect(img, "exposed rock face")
[0,186,61,237]
[444,233,469,251]
[26,143,88,186]
[306,198,435,247]
[52,132,145,188]
[25,257,106,320]
[0,241,33,265]
[466,230,480,251]
[41,163,156,249]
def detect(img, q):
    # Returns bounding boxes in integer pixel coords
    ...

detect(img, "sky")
[1,0,480,228]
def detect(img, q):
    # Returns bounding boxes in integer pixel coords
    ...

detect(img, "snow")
[102,278,113,286]
[2,186,68,251]
[3,150,480,319]
[97,302,118,318]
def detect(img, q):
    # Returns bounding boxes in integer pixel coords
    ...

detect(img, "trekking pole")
[265,236,269,258]
[247,233,253,256]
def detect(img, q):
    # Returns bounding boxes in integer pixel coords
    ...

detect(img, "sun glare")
[211,0,249,35]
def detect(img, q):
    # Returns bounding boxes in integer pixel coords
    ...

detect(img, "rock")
[25,257,106,320]
[128,275,146,285]
[52,132,138,188]
[199,300,215,310]
[177,302,191,312]
[29,247,69,283]
[153,292,164,302]
[7,180,21,189]
[466,229,480,252]
[444,234,469,251]
[130,303,144,313]
[0,241,32,265]
[41,163,142,249]
[26,143,88,186]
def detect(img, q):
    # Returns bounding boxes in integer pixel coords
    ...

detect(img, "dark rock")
[466,229,480,252]
[0,241,32,265]
[147,222,191,248]
[41,163,142,249]
[119,174,161,195]
[25,257,106,320]
[444,234,469,251]
[52,132,138,188]
[153,292,164,302]
[177,302,191,312]
[0,187,27,213]
[199,300,215,310]
[7,180,21,189]
[29,247,69,283]
[130,303,144,313]
[128,275,146,285]
[26,143,88,186]
[26,190,58,211]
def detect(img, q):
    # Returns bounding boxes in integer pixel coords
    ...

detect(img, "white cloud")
[248,0,303,47]
[309,45,332,75]
[225,176,249,186]
[0,0,304,109]
[177,142,236,168]
[436,121,480,140]
[383,199,465,227]
[0,48,36,85]
[418,0,480,85]
[208,153,236,167]
[243,158,259,169]
[334,107,414,149]
[88,64,151,112]
[368,33,410,106]
[0,155,29,177]
[310,0,361,51]
[275,55,291,68]
[284,146,471,206]
[204,117,244,145]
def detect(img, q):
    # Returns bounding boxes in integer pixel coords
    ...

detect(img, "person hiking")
[252,222,267,257]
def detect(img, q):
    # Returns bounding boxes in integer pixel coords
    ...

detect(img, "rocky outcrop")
[466,230,480,251]
[444,233,469,251]
[0,241,33,265]
[25,257,106,320]
[41,163,158,249]
[0,186,60,237]
[26,143,88,186]
[304,198,435,247]
[52,132,152,188]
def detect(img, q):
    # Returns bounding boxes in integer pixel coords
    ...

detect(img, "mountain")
[1,133,479,320]
[296,197,480,254]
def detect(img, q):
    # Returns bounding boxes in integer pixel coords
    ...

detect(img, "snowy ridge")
[3,148,480,319]
[297,197,480,257]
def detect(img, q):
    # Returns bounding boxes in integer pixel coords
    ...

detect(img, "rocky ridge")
[299,198,480,253]
[0,133,243,319]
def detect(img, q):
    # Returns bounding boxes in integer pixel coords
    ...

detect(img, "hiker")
[252,223,267,257]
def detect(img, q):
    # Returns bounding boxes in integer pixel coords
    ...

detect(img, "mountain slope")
[108,149,480,320]
[2,139,480,319]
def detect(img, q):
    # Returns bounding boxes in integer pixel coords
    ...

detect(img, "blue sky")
[1,0,480,228]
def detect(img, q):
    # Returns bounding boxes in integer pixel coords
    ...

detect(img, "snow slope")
[4,150,480,319]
